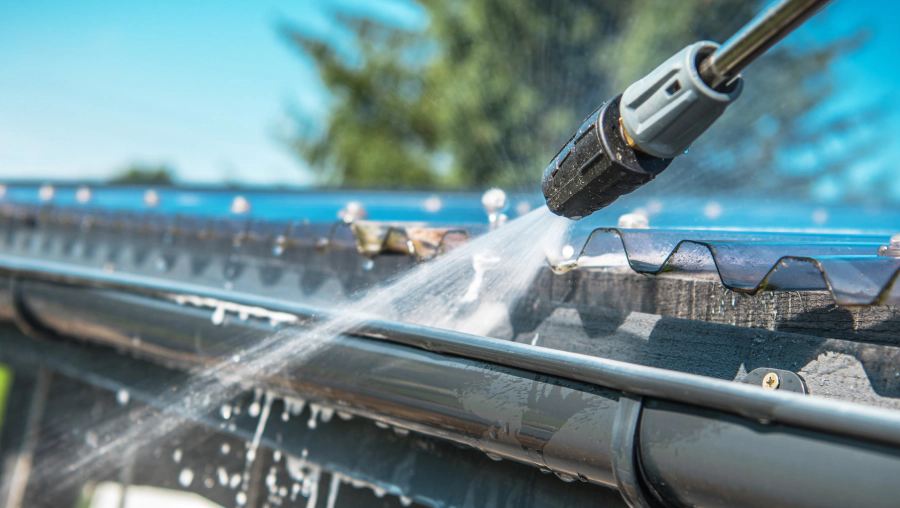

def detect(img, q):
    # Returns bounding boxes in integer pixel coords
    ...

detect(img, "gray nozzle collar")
[620,41,743,159]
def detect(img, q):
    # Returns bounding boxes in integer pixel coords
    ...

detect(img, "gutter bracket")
[611,394,668,508]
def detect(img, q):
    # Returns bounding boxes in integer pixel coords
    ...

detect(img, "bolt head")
[762,372,780,390]
[338,201,368,223]
[76,186,91,204]
[481,188,508,215]
[230,195,251,215]
[143,189,160,207]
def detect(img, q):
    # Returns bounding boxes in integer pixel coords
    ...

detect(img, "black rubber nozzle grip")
[541,95,673,219]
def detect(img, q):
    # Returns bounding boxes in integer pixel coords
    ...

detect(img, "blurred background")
[1,3,899,506]
[0,0,897,202]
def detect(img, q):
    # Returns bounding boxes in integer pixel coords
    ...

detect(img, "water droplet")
[272,236,286,256]
[273,450,282,462]
[307,404,322,429]
[284,397,306,417]
[235,491,247,506]
[561,245,575,258]
[221,442,231,455]
[375,421,390,429]
[336,411,353,420]
[179,468,195,487]
[217,467,229,486]
[363,259,374,271]
[221,404,233,420]
[116,389,130,406]
[393,427,409,437]
[230,473,242,489]
[555,472,577,483]
[155,257,168,272]
[211,306,225,325]
[486,452,503,462]
[173,448,182,464]
[204,477,215,489]
[85,431,98,448]
[232,355,241,363]
[400,496,413,507]
[249,401,261,418]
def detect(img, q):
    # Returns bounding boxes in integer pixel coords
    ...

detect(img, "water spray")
[542,0,832,219]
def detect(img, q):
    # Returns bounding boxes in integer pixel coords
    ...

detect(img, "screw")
[762,372,780,390]
[878,234,900,257]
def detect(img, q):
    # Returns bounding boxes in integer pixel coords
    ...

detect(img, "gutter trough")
[1,254,900,507]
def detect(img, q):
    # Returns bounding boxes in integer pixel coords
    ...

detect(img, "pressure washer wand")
[542,0,833,220]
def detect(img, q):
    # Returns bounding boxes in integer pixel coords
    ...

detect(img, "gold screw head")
[762,372,780,390]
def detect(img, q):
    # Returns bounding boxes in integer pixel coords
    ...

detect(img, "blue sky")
[0,0,423,185]
[0,0,897,194]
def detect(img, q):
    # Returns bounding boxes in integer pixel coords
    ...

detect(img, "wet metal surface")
[4,186,900,506]
[0,333,628,507]
[3,262,900,450]
[1,197,899,307]
[559,227,900,307]
[639,399,900,508]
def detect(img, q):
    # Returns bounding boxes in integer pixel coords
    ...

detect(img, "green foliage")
[287,0,857,194]
[108,164,176,186]
[0,364,10,435]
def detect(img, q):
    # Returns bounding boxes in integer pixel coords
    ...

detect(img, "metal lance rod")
[700,0,833,89]
[543,0,834,218]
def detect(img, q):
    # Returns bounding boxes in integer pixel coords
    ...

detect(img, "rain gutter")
[0,254,899,507]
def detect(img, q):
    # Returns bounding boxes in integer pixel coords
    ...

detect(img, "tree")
[285,0,859,195]
[108,164,176,186]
